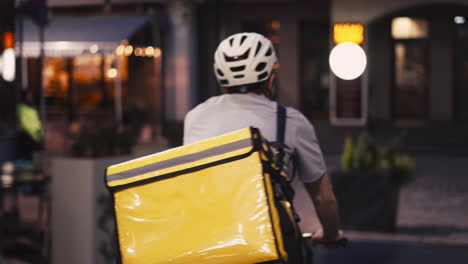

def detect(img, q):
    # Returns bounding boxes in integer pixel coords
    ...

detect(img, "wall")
[51,156,133,264]
[164,0,197,121]
[332,0,468,121]
[367,19,392,120]
[200,1,330,109]
[429,16,454,120]
[331,0,468,23]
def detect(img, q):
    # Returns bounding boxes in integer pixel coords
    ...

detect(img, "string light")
[154,47,161,58]
[115,45,161,57]
[124,45,133,56]
[134,48,144,56]
[116,45,125,56]
[145,46,155,57]
[89,44,99,54]
[107,68,118,78]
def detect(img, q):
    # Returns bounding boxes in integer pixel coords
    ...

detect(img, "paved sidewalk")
[295,155,468,264]
[314,238,468,264]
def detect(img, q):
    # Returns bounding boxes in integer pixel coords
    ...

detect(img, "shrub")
[340,132,415,186]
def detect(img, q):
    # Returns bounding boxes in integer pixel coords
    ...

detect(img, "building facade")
[14,0,168,154]
[194,0,468,155]
[5,0,468,155]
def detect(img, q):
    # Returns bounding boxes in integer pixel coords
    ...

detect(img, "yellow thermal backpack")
[105,127,304,264]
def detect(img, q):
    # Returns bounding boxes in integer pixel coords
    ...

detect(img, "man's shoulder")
[188,95,223,113]
[284,106,308,122]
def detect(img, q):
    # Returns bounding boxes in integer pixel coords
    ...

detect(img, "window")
[392,17,429,120]
[43,57,70,107]
[300,21,330,119]
[41,54,128,112]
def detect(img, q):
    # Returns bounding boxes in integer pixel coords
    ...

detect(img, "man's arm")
[304,173,342,241]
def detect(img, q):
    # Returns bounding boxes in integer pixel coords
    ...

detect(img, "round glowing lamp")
[329,42,367,80]
[0,48,16,82]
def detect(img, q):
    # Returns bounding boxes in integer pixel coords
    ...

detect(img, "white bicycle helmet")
[214,32,278,88]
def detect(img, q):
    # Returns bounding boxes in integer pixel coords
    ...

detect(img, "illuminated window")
[73,54,128,109]
[333,23,364,45]
[392,17,428,39]
[41,54,128,110]
[43,58,69,106]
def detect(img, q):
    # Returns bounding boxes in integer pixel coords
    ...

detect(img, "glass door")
[393,39,429,120]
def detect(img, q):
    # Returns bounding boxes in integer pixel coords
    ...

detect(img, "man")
[184,32,343,245]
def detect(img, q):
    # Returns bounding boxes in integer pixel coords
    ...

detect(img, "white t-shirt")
[183,93,327,183]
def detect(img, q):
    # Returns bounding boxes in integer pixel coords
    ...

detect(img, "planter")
[51,155,134,264]
[331,170,400,233]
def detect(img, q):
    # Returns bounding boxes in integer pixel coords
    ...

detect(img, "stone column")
[164,0,197,121]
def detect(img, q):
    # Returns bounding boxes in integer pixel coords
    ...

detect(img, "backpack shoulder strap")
[276,103,286,146]
[276,103,298,183]
[276,103,287,168]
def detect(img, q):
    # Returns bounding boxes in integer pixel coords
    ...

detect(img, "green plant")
[70,103,147,157]
[70,123,139,157]
[341,136,354,172]
[17,103,43,142]
[340,132,415,186]
[353,133,378,172]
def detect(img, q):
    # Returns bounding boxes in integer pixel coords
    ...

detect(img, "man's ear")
[268,72,276,89]
[221,87,228,94]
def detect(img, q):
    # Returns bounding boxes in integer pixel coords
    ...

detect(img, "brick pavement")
[294,155,468,245]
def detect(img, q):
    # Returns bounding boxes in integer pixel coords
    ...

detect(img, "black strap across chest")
[276,103,287,169]
[276,103,286,145]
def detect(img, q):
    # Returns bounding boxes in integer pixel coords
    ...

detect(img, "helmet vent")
[224,49,250,62]
[234,74,245,79]
[265,48,272,56]
[217,69,225,76]
[220,80,229,85]
[255,42,262,56]
[255,62,266,72]
[240,35,247,45]
[258,72,268,81]
[229,37,234,46]
[230,66,245,72]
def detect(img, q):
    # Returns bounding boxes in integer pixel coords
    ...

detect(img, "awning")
[15,15,152,57]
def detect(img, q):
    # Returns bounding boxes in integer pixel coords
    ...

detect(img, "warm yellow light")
[3,32,14,49]
[124,45,133,56]
[44,66,54,78]
[116,45,125,56]
[271,20,281,31]
[391,17,428,39]
[154,47,161,58]
[145,46,154,57]
[333,23,365,45]
[89,44,99,54]
[107,68,118,78]
[134,48,143,56]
